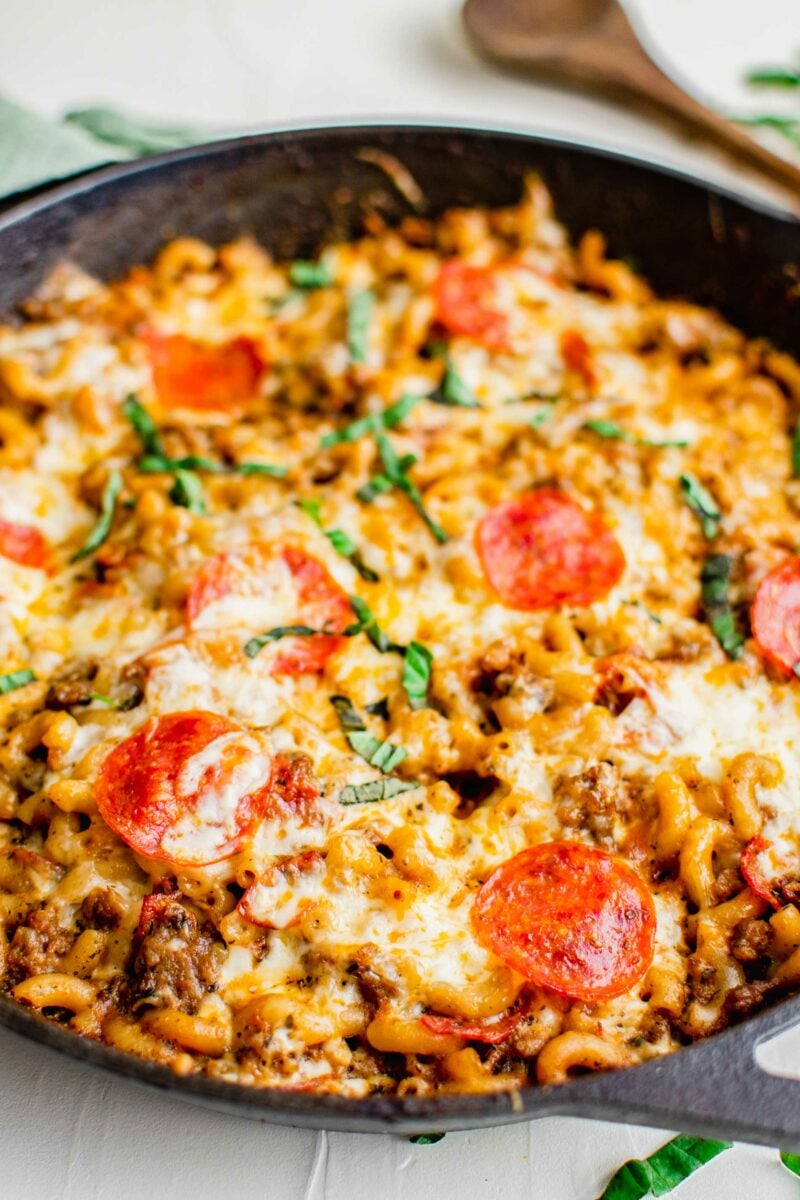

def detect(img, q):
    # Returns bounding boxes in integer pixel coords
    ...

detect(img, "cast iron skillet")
[0,125,799,1143]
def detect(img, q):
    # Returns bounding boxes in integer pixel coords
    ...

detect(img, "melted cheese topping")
[1,182,799,1099]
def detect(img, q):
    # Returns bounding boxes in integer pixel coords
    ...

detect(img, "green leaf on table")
[780,1150,800,1177]
[596,1135,732,1199]
[746,67,800,88]
[64,107,213,155]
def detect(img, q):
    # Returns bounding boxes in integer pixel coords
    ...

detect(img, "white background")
[1,1,799,1196]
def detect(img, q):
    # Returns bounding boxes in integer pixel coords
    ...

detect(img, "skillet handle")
[533,993,800,1151]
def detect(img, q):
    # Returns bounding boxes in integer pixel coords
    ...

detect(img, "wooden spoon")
[463,0,800,215]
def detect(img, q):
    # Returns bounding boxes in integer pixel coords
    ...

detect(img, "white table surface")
[1,1,799,1196]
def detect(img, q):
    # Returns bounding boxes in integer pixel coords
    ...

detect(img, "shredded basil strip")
[321,394,421,450]
[680,473,721,538]
[340,778,417,805]
[409,1133,446,1146]
[791,422,800,478]
[346,594,405,654]
[139,452,286,479]
[244,624,323,658]
[289,260,333,288]
[0,668,36,694]
[298,498,379,581]
[236,461,288,477]
[169,467,206,515]
[701,554,745,660]
[71,469,123,562]
[596,1135,731,1199]
[365,697,389,719]
[347,289,375,364]
[780,1150,800,1177]
[403,641,433,710]
[329,694,366,731]
[347,730,408,773]
[430,360,479,408]
[373,434,448,544]
[583,419,688,448]
[357,452,416,503]
[123,395,163,457]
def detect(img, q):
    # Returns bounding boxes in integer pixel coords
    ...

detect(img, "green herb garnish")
[409,1134,446,1146]
[169,467,206,515]
[71,469,123,562]
[329,694,366,731]
[0,668,36,694]
[244,624,325,658]
[365,697,389,719]
[340,778,417,805]
[347,289,375,364]
[402,641,433,710]
[321,394,421,450]
[289,260,333,289]
[370,434,448,544]
[583,419,688,448]
[123,395,163,457]
[236,461,288,477]
[430,360,479,408]
[596,1135,731,1199]
[346,595,404,655]
[298,498,379,581]
[701,554,745,660]
[346,731,407,773]
[680,473,721,538]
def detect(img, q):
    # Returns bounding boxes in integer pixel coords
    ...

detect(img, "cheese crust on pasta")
[1,178,800,1099]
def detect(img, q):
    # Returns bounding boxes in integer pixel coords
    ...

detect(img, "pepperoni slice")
[740,836,796,908]
[434,261,509,351]
[476,489,625,611]
[472,842,656,1002]
[95,710,275,866]
[0,520,49,569]
[187,542,351,675]
[146,331,264,413]
[420,997,528,1045]
[752,557,800,676]
[560,328,595,388]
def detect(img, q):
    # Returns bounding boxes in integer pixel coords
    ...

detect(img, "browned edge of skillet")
[0,124,799,1139]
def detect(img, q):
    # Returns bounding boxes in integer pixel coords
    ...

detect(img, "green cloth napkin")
[0,94,217,200]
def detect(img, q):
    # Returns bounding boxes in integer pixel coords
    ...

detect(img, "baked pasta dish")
[1,177,800,1099]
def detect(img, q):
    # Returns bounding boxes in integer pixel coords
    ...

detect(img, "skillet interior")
[0,125,800,1140]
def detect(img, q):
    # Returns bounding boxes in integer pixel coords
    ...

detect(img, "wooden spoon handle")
[610,48,800,214]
